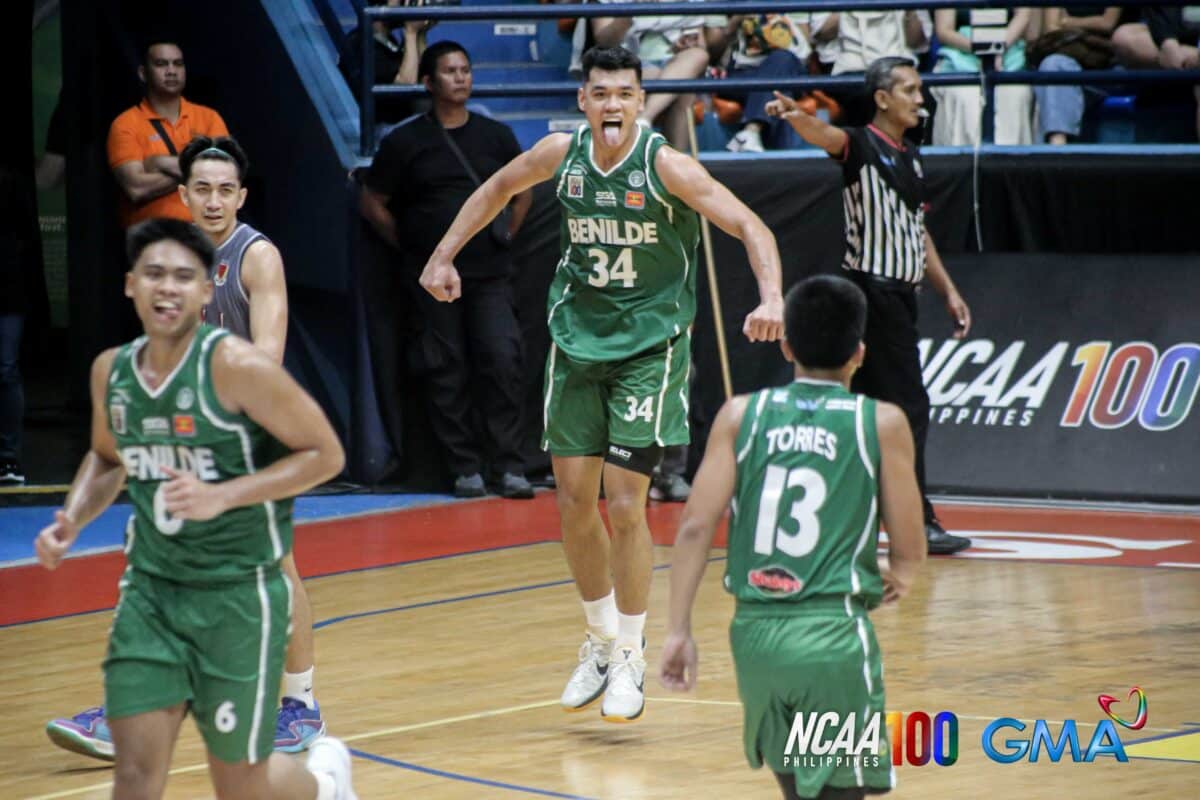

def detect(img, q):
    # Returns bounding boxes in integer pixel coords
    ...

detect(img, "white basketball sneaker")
[561,631,613,711]
[601,644,646,723]
[306,736,358,800]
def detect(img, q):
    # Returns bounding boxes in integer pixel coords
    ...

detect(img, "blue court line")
[350,748,596,799]
[313,556,726,630]
[1123,721,1200,747]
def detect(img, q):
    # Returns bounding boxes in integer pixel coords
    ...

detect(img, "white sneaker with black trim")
[601,644,646,723]
[561,632,612,711]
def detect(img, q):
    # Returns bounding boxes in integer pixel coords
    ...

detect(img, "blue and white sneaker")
[275,697,326,752]
[46,706,115,761]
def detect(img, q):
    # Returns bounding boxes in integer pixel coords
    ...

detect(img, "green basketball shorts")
[730,601,893,798]
[541,332,691,455]
[104,565,292,764]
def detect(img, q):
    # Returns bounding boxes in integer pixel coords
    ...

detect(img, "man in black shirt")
[339,0,434,123]
[360,41,535,499]
[768,57,973,555]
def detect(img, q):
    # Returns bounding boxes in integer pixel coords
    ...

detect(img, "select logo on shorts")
[607,445,633,463]
[214,262,230,286]
[624,191,645,210]
[174,414,196,437]
[748,565,803,597]
[567,174,584,199]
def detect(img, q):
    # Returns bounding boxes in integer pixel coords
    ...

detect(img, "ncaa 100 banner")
[917,253,1199,502]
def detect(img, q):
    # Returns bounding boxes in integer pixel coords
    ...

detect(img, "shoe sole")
[46,725,116,761]
[601,703,646,724]
[275,722,327,753]
[928,540,972,556]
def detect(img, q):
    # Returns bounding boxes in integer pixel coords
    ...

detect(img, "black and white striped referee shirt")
[834,125,927,284]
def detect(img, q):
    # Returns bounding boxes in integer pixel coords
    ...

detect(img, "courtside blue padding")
[350,748,597,800]
[0,494,454,565]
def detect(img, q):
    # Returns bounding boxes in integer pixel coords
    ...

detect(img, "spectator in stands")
[339,0,435,124]
[592,1,728,148]
[931,8,1035,145]
[807,12,841,73]
[1113,6,1200,139]
[1031,7,1122,144]
[359,41,535,499]
[829,11,933,143]
[107,40,229,229]
[722,14,813,152]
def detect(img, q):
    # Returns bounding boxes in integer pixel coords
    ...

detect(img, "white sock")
[582,591,618,639]
[284,667,316,708]
[312,770,337,800]
[615,611,646,653]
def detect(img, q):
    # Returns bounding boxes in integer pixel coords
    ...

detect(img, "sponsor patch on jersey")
[142,416,170,437]
[794,398,826,411]
[624,191,644,210]
[628,170,646,188]
[567,175,584,198]
[173,414,196,437]
[176,387,195,410]
[595,190,617,207]
[749,565,804,598]
[214,262,230,286]
[826,399,857,412]
[110,402,127,435]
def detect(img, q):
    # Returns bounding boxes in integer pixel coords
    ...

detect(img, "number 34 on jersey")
[567,217,660,289]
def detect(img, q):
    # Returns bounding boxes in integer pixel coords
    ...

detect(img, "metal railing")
[357,1,1200,155]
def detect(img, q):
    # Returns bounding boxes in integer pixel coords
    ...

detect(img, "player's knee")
[605,492,648,536]
[555,482,599,521]
[112,758,164,800]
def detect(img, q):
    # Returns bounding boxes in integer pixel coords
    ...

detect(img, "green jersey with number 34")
[106,324,293,585]
[725,380,884,609]
[548,123,701,363]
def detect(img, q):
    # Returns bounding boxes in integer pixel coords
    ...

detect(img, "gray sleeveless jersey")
[204,223,268,340]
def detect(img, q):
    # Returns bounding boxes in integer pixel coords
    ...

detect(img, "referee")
[767,56,972,555]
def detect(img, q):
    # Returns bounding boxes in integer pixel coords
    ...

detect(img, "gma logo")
[982,718,1128,763]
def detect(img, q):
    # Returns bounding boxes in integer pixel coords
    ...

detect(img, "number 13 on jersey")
[754,465,827,557]
[587,247,638,288]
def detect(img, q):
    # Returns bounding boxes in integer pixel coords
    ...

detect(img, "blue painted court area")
[0,493,455,565]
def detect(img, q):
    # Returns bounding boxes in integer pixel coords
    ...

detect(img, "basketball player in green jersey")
[660,275,927,799]
[34,219,356,799]
[421,45,783,722]
[46,135,327,760]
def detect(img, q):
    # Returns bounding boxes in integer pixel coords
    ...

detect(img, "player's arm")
[240,239,288,364]
[160,337,344,521]
[661,395,750,691]
[654,147,784,342]
[34,350,126,570]
[922,232,971,338]
[421,133,570,301]
[764,91,848,157]
[875,401,926,603]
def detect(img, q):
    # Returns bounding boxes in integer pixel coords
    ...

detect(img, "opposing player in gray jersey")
[661,275,927,799]
[45,137,324,761]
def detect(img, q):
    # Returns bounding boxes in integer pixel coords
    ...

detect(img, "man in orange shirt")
[107,40,228,227]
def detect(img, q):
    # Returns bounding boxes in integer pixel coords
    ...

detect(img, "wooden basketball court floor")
[2,494,1198,799]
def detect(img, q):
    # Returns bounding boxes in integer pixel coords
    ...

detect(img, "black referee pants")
[408,273,525,479]
[847,272,937,523]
